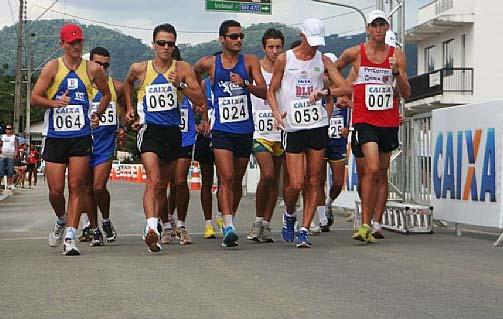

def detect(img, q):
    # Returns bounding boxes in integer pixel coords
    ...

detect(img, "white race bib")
[289,99,323,127]
[180,108,189,133]
[365,85,393,111]
[328,116,344,139]
[53,105,85,132]
[145,83,177,112]
[218,95,249,123]
[91,101,117,126]
[254,110,277,134]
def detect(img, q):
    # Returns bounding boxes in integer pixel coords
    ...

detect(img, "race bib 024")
[218,95,249,123]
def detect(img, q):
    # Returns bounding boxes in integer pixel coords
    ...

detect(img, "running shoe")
[222,226,238,247]
[102,220,118,242]
[310,221,321,235]
[178,227,192,245]
[320,224,331,233]
[281,214,296,242]
[296,229,312,248]
[371,222,384,239]
[78,226,93,242]
[62,238,80,256]
[352,224,376,243]
[216,216,225,237]
[48,222,65,247]
[203,224,216,239]
[90,228,104,247]
[144,227,162,252]
[161,228,175,244]
[260,224,274,243]
[247,220,262,242]
[325,204,334,227]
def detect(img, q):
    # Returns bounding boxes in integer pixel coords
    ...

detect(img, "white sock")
[163,222,172,230]
[300,226,309,233]
[255,217,264,223]
[263,220,270,227]
[216,211,223,219]
[177,220,185,229]
[65,227,77,240]
[102,218,110,224]
[205,220,212,227]
[168,214,174,222]
[146,217,158,230]
[317,206,328,226]
[372,221,382,232]
[285,211,295,218]
[81,213,90,227]
[310,220,317,228]
[224,214,233,228]
[56,216,66,226]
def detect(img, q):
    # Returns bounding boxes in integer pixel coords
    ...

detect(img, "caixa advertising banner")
[431,100,503,228]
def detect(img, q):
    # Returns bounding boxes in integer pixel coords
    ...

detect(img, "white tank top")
[276,49,328,132]
[1,134,16,157]
[251,67,281,142]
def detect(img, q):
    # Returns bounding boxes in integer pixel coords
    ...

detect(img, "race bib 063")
[365,85,393,111]
[53,105,85,132]
[289,99,322,127]
[146,83,177,112]
[218,95,249,123]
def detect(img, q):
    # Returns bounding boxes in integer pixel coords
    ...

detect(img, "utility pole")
[13,0,24,134]
[25,32,35,145]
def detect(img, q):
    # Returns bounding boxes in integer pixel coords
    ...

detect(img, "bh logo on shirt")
[433,128,496,202]
[67,78,78,90]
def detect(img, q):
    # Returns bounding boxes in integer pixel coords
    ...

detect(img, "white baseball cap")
[368,9,389,24]
[385,30,396,47]
[301,18,326,47]
[323,52,338,63]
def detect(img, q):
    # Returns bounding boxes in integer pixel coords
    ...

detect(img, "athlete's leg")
[231,156,249,215]
[359,142,381,226]
[200,162,214,221]
[254,151,275,219]
[265,155,282,222]
[142,152,163,221]
[355,157,365,199]
[93,160,113,220]
[66,156,90,241]
[160,159,177,243]
[214,149,234,218]
[329,160,346,201]
[302,148,325,229]
[284,153,304,214]
[85,168,98,229]
[174,158,191,224]
[45,162,67,218]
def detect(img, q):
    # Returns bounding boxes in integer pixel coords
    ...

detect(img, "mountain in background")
[0,19,417,80]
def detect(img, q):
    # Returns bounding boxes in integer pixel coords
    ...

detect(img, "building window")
[424,46,435,73]
[443,39,454,76]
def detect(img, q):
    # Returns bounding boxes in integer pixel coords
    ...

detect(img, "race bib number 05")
[365,85,393,111]
[218,95,249,123]
[289,99,322,127]
[146,84,177,112]
[254,110,276,134]
[53,105,85,132]
[180,108,189,133]
[91,101,117,126]
[328,116,344,139]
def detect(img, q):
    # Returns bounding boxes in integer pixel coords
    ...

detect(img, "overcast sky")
[1,0,431,45]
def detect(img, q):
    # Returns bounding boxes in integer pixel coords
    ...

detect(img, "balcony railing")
[406,67,474,103]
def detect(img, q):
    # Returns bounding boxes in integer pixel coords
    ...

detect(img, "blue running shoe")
[222,226,239,247]
[296,229,312,248]
[281,213,296,242]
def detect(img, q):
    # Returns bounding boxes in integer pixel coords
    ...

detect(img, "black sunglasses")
[5,127,12,130]
[95,61,110,69]
[225,33,245,40]
[155,40,176,47]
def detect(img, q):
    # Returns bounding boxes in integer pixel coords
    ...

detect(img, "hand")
[167,70,180,87]
[196,120,211,137]
[341,127,350,138]
[389,53,398,74]
[117,128,126,146]
[131,121,141,132]
[336,96,352,108]
[273,111,286,130]
[193,104,205,115]
[90,113,100,129]
[230,72,244,87]
[54,90,70,108]
[309,89,327,105]
[399,113,405,125]
[125,108,135,124]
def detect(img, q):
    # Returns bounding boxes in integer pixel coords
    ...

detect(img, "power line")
[7,0,16,24]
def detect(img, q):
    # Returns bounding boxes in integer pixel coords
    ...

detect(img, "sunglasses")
[225,33,245,40]
[369,20,388,28]
[5,127,12,130]
[95,61,110,69]
[155,40,176,47]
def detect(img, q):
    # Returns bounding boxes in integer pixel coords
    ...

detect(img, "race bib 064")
[53,105,85,132]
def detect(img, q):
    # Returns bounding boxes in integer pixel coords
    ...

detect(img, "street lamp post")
[311,0,368,28]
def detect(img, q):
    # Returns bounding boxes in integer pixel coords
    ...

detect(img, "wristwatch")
[177,82,188,90]
[392,70,400,76]
[242,79,250,88]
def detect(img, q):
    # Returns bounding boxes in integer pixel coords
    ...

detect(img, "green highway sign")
[206,0,272,15]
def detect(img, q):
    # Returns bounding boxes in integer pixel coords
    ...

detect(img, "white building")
[405,0,503,112]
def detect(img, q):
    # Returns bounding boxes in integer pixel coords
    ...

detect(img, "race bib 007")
[365,85,393,111]
[53,105,85,132]
[218,95,249,123]
[289,99,322,127]
[146,83,177,112]
[91,101,117,126]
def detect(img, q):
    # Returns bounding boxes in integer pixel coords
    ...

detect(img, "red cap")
[60,24,84,43]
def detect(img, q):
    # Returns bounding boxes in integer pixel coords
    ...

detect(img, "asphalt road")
[0,181,502,319]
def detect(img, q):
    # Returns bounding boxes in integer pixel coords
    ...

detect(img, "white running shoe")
[62,238,80,256]
[310,221,321,235]
[48,223,65,247]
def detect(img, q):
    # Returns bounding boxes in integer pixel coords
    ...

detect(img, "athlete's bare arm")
[335,45,360,71]
[193,56,215,84]
[88,61,111,116]
[124,61,147,122]
[173,61,205,107]
[322,77,335,117]
[244,54,267,99]
[267,52,286,129]
[391,48,411,99]
[30,59,60,108]
[322,55,352,97]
